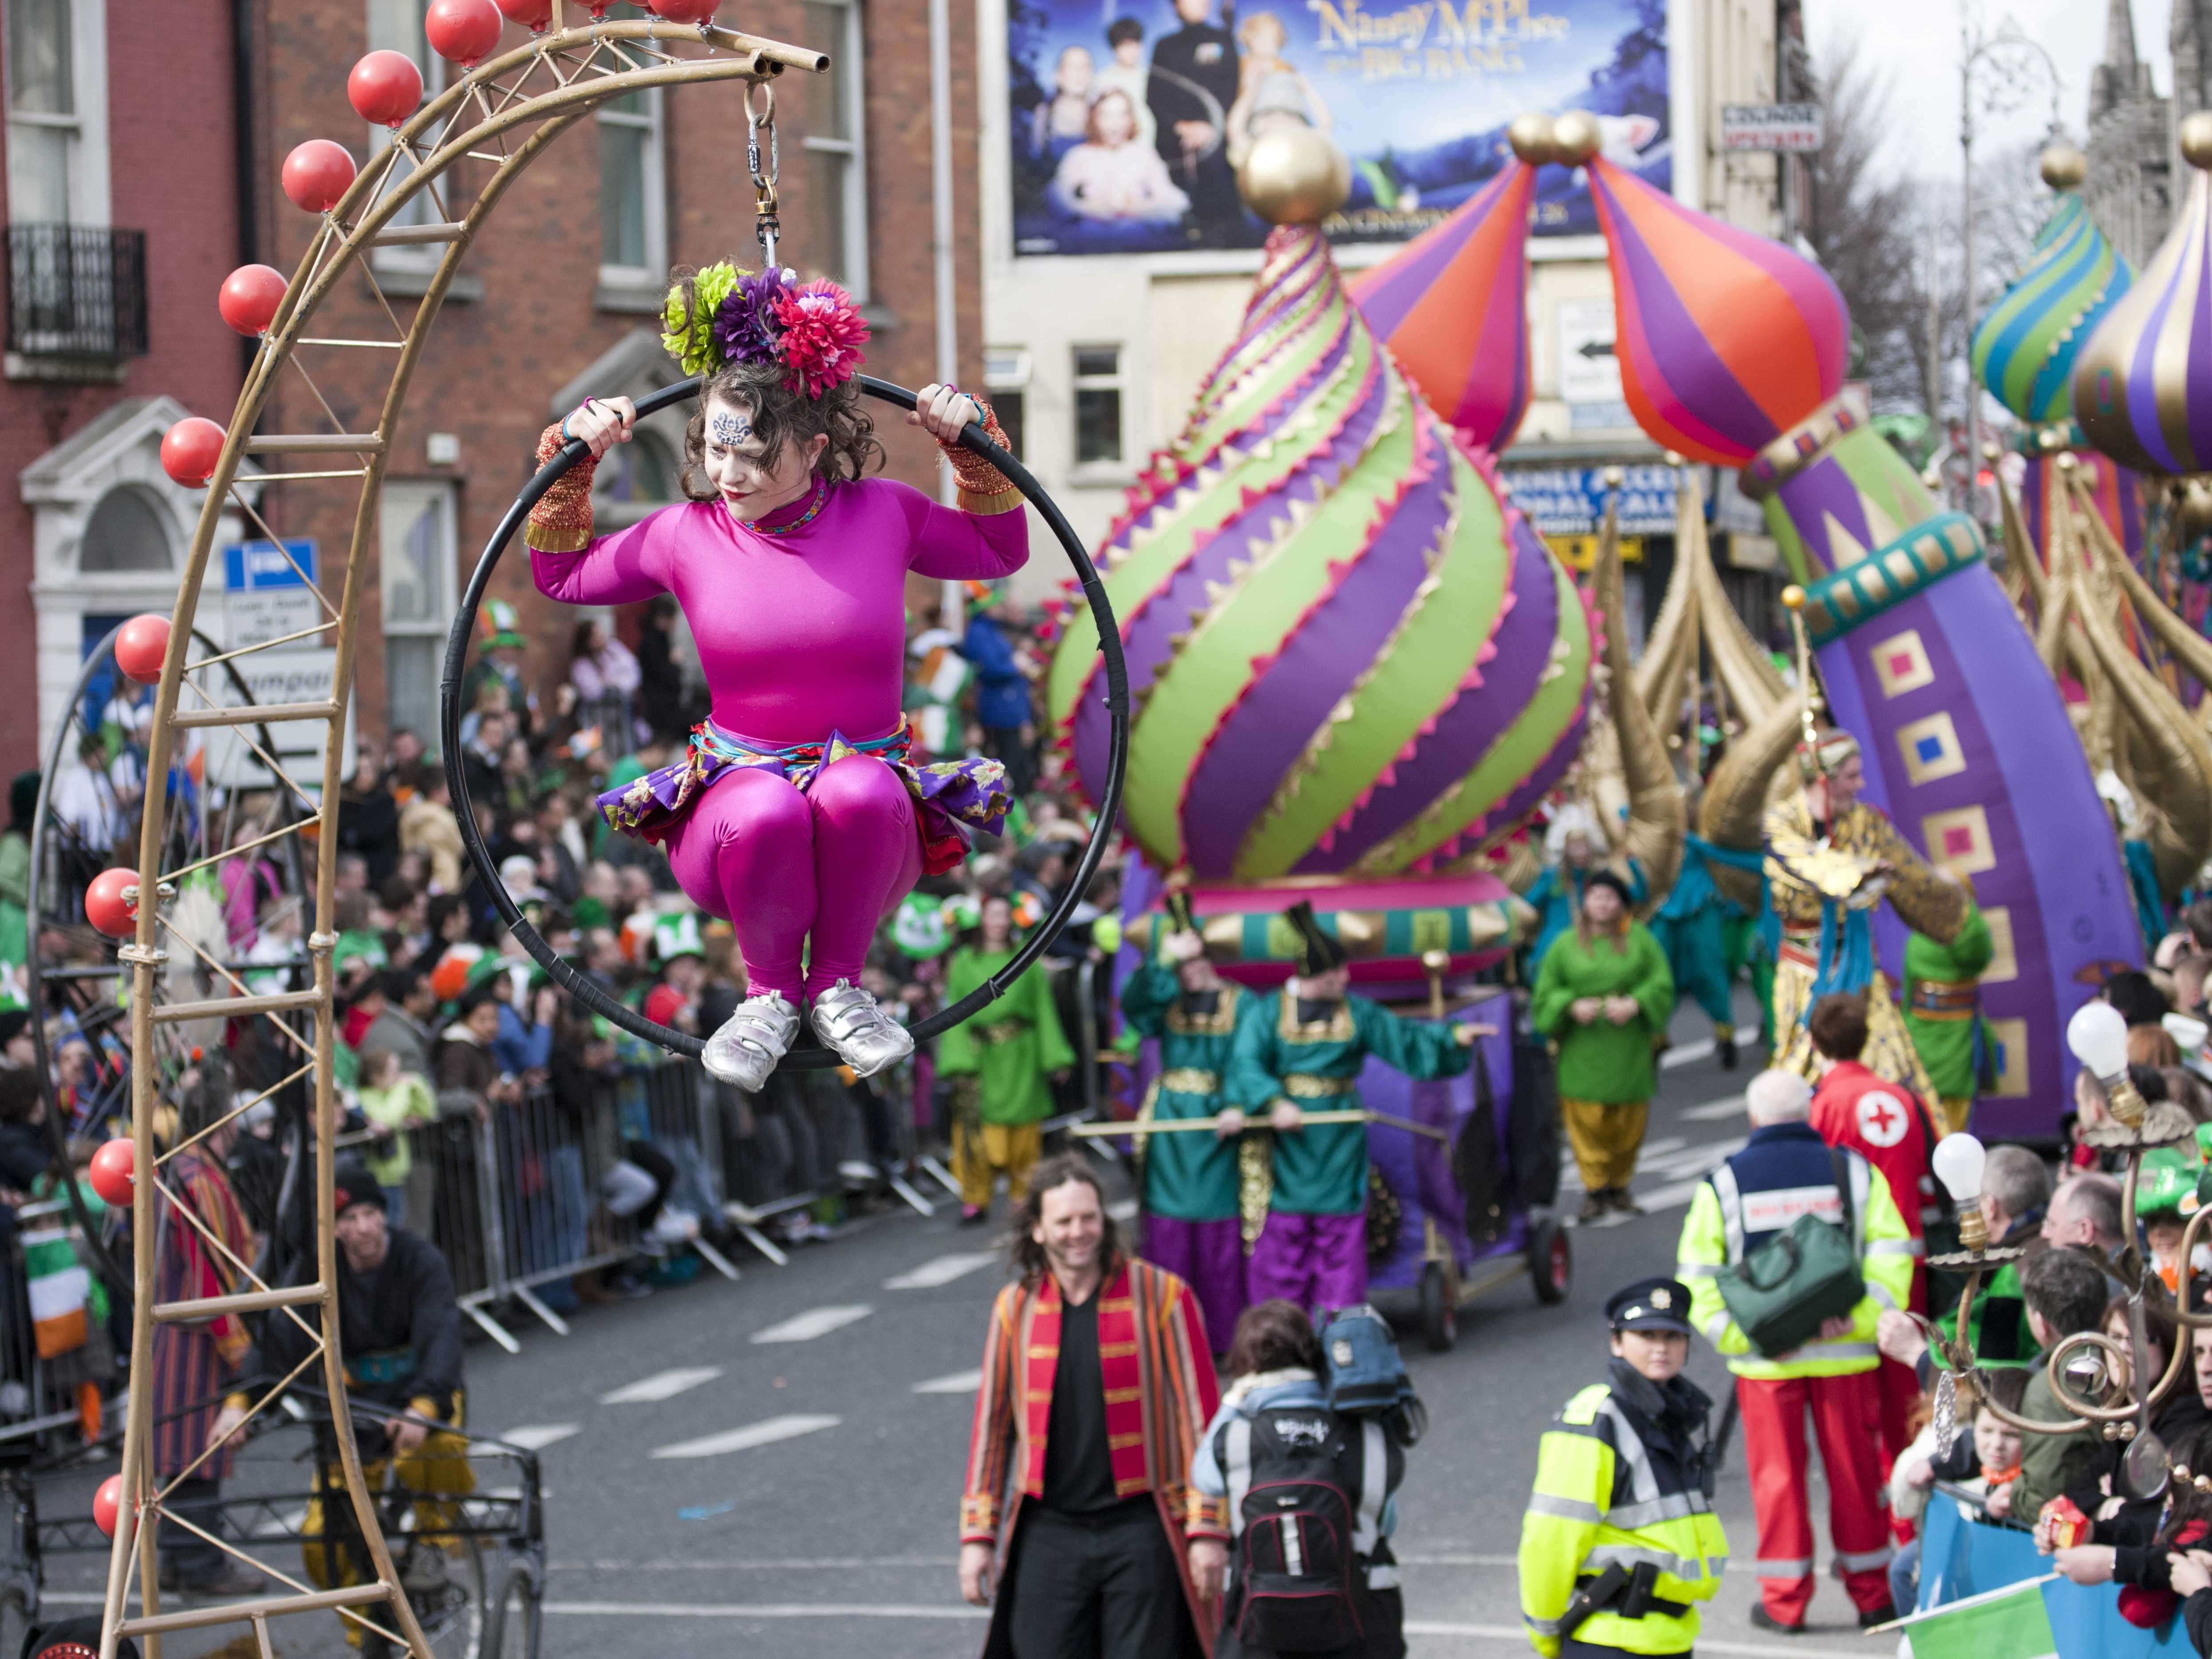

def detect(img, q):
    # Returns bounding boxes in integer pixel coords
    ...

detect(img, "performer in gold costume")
[1762,728,1964,1096]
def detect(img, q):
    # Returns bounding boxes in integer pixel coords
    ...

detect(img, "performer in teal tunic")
[1224,902,1477,1312]
[1120,910,1248,1344]
[1648,834,1738,1069]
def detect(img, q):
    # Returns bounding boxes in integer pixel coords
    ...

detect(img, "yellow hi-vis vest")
[1518,1382,1728,1657]
[1675,1145,1916,1379]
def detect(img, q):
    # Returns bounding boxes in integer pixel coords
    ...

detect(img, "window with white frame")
[365,0,446,275]
[4,0,108,226]
[598,88,667,291]
[799,0,868,299]
[380,481,457,747]
[1072,345,1124,467]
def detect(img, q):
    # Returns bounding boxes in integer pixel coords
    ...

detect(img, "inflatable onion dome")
[1044,126,1593,883]
[1345,115,1544,452]
[1569,112,1847,467]
[1972,146,2133,429]
[2075,114,2212,475]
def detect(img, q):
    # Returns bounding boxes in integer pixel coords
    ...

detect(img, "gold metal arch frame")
[104,13,822,1656]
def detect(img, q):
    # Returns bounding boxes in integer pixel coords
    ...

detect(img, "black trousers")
[158,1475,225,1581]
[1009,1502,1183,1659]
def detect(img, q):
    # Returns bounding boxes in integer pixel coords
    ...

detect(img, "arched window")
[593,427,679,527]
[79,485,171,572]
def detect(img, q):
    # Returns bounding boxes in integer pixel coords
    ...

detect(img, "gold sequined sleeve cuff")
[939,402,1022,512]
[525,422,599,554]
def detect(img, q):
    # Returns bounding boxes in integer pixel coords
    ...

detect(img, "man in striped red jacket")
[960,1154,1229,1658]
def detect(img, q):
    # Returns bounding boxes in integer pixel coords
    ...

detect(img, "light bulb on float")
[2068,1000,2147,1129]
[1931,1133,1988,1253]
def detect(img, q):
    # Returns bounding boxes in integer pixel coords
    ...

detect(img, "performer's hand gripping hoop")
[439,375,1129,1071]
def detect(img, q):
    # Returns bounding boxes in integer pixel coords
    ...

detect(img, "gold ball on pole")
[1238,127,1352,226]
[1780,583,1806,612]
[2039,145,2088,189]
[1507,113,1559,166]
[2184,112,2212,170]
[1552,110,1602,164]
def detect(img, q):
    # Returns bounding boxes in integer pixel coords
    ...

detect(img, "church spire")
[2091,0,2145,121]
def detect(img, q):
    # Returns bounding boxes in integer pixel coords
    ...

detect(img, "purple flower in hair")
[711,268,793,368]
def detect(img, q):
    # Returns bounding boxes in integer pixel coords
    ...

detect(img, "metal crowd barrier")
[0,1196,118,1453]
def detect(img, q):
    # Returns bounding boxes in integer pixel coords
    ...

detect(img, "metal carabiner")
[745,80,781,269]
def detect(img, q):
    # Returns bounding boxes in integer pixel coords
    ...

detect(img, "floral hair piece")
[663,262,871,397]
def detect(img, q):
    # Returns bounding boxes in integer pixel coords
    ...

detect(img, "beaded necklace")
[742,476,829,537]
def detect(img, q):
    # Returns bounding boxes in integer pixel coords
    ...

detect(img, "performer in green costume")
[1223,902,1476,1312]
[1903,871,1992,1135]
[1649,834,1738,1069]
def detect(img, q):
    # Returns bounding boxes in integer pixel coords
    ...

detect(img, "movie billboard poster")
[1006,0,1670,257]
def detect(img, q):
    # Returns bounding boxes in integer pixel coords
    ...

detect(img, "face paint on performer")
[701,394,831,523]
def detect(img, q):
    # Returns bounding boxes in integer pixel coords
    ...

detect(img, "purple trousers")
[1141,1215,1246,1352]
[1247,1210,1366,1314]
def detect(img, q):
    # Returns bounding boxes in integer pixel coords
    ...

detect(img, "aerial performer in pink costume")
[527,260,1026,1088]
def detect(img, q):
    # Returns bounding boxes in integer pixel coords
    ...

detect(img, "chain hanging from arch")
[747,81,781,268]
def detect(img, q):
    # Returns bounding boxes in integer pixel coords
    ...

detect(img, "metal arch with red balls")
[217,265,288,336]
[159,418,228,489]
[281,140,359,215]
[88,1140,134,1208]
[426,0,504,64]
[113,615,170,685]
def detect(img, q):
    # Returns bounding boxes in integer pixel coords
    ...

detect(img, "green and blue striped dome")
[1972,175,2132,427]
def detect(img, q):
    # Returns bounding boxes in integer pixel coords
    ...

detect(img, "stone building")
[2088,0,2174,270]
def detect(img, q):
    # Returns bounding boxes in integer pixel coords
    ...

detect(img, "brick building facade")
[2,0,985,776]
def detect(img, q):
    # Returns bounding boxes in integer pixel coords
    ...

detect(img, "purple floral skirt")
[595,715,1007,875]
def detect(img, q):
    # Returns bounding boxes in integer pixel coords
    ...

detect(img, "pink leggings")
[662,757,923,1003]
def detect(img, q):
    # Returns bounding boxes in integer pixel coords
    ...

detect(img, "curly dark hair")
[662,267,883,493]
[1006,1155,1123,1287]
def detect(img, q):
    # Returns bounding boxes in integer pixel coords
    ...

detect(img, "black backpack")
[1224,1405,1364,1652]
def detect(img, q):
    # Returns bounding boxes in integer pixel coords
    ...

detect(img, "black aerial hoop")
[442,374,1129,1070]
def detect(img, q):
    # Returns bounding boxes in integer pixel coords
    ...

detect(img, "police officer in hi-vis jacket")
[1518,1278,1728,1657]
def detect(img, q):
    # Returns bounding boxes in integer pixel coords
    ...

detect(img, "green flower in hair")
[663,261,746,378]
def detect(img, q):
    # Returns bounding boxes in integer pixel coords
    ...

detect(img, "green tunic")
[1904,902,1993,1101]
[1530,922,1674,1105]
[0,830,26,972]
[935,947,1076,1127]
[1223,991,1469,1216]
[1120,964,1243,1222]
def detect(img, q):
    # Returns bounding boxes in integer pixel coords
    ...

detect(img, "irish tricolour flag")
[1899,1576,2059,1659]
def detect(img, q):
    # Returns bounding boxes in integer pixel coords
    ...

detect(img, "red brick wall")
[0,0,245,778]
[241,0,984,753]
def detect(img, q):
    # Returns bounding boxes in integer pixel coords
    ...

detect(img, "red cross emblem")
[1857,1091,1908,1148]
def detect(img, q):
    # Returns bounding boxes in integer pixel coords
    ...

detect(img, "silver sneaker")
[702,990,799,1090]
[809,978,915,1078]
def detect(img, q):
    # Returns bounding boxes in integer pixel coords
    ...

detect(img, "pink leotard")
[532,478,1028,1001]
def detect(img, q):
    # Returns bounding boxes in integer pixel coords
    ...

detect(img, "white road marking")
[1659,1039,1715,1069]
[913,1367,986,1395]
[751,1304,873,1344]
[1402,1624,1863,1657]
[601,1367,724,1405]
[251,1504,311,1539]
[1108,1198,1138,1222]
[884,1252,997,1290]
[544,1601,986,1620]
[648,1412,841,1461]
[496,1424,581,1451]
[1680,1093,1747,1122]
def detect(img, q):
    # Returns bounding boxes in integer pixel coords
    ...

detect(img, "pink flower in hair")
[771,280,870,398]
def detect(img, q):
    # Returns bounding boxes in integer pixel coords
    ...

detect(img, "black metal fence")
[5,222,149,360]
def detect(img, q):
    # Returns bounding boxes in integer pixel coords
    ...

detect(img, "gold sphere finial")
[1920,466,1942,488]
[2040,145,2088,189]
[1553,110,1601,164]
[1601,465,1625,488]
[2039,426,2066,453]
[1507,113,1559,166]
[1981,440,2002,461]
[2178,478,2212,534]
[1663,449,1684,468]
[1238,126,1352,225]
[2056,451,2078,472]
[2184,111,2212,170]
[1780,584,1806,612]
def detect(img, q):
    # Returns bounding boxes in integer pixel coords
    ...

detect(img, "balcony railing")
[4,223,149,361]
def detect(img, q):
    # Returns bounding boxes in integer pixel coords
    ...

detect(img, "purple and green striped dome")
[1045,224,1593,883]
[1971,172,2131,427]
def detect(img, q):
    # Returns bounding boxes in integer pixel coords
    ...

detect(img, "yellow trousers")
[1561,1095,1649,1192]
[304,1411,477,1647]
[1936,1094,1973,1136]
[952,1119,1043,1209]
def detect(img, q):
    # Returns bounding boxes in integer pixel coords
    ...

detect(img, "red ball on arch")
[160,418,228,488]
[426,0,503,64]
[115,614,171,686]
[85,869,140,939]
[89,1139,135,1208]
[648,0,721,21]
[348,49,424,127]
[282,140,358,214]
[494,0,552,30]
[93,1476,126,1538]
[218,265,288,336]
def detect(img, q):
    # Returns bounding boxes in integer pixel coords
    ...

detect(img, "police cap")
[1606,1276,1695,1336]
